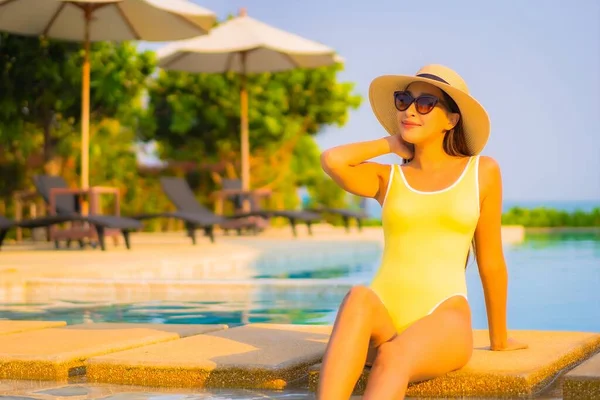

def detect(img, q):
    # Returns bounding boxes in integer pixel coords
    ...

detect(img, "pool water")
[1,232,599,333]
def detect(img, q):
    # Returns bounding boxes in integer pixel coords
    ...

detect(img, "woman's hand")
[385,134,413,159]
[491,337,528,351]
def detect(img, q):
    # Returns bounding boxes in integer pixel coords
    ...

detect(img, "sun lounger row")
[1,175,367,251]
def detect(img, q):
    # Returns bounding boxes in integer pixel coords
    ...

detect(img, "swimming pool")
[1,232,599,333]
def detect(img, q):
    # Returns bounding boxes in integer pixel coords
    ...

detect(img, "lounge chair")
[213,178,269,235]
[133,177,257,244]
[0,214,59,250]
[0,212,141,251]
[306,197,368,232]
[0,215,17,250]
[32,175,142,250]
[216,178,322,237]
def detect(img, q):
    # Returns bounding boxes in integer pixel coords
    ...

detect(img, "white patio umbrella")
[0,0,216,189]
[156,9,340,193]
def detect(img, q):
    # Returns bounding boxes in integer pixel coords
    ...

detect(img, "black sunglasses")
[393,91,446,115]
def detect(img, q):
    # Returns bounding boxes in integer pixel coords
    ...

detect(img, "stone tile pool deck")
[0,321,598,399]
[1,226,597,399]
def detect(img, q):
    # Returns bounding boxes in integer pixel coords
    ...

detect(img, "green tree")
[0,33,155,177]
[501,206,600,227]
[0,32,156,213]
[145,62,362,204]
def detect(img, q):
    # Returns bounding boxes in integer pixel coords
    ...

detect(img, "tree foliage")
[146,63,362,195]
[502,207,600,227]
[0,33,155,168]
[0,33,155,199]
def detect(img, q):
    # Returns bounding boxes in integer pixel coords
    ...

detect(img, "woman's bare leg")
[362,295,474,400]
[317,285,397,400]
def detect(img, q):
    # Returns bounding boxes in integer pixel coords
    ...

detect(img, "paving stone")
[87,324,332,389]
[563,350,600,400]
[0,326,180,380]
[308,330,600,398]
[0,320,66,336]
[64,323,227,338]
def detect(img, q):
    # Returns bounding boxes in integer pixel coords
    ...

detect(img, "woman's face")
[395,81,459,146]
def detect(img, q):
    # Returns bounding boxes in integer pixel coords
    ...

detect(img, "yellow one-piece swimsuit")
[370,155,480,333]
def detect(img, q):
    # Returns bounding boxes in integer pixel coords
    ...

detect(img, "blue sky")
[142,0,599,202]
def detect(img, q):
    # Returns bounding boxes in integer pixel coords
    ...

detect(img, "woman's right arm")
[320,136,410,201]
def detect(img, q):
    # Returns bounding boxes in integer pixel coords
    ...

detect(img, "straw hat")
[369,64,490,155]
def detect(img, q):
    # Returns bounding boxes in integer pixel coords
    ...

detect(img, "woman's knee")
[343,285,378,311]
[336,286,378,324]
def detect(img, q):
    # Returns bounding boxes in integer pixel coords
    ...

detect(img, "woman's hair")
[401,89,477,268]
[465,241,476,270]
[440,91,472,158]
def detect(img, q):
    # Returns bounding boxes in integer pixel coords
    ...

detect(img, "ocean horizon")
[296,187,599,219]
[364,199,599,219]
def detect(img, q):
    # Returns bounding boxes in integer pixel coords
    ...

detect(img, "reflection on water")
[0,295,345,327]
[0,379,317,399]
[523,231,600,244]
[1,233,598,333]
[255,264,365,279]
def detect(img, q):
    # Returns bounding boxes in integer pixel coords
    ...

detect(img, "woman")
[317,64,528,399]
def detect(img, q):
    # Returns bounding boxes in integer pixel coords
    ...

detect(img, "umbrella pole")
[81,7,91,192]
[240,51,250,210]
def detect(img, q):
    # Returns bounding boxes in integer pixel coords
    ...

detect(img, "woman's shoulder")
[477,155,501,176]
[476,155,503,191]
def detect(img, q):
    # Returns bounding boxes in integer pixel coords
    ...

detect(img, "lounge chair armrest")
[252,188,272,197]
[49,188,89,196]
[90,186,121,216]
[89,186,119,194]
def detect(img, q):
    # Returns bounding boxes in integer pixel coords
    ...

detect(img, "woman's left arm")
[474,156,528,351]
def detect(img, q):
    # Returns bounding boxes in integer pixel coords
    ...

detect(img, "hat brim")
[369,75,490,155]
